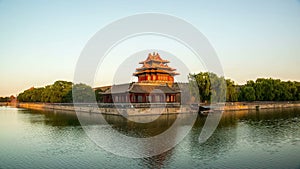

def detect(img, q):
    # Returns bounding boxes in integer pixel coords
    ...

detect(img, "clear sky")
[1,0,300,96]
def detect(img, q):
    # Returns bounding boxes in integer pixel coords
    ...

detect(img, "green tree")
[94,88,103,102]
[0,97,9,102]
[30,87,44,102]
[187,75,200,103]
[238,78,300,101]
[72,83,94,103]
[286,81,298,101]
[18,81,99,103]
[295,82,300,100]
[253,82,263,101]
[226,79,239,102]
[189,72,211,102]
[188,72,226,103]
[40,81,72,103]
[239,86,256,101]
[49,81,72,103]
[41,85,51,102]
[17,87,40,102]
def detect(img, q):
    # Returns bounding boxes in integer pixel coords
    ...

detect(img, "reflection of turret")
[102,113,194,160]
[103,113,195,137]
[142,150,173,169]
[186,113,238,161]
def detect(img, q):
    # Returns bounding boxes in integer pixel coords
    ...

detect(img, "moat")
[0,106,300,168]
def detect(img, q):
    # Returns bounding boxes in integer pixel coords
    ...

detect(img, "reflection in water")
[141,149,173,169]
[102,113,196,138]
[0,106,300,168]
[22,109,81,126]
[183,112,238,164]
[239,108,300,154]
[77,112,197,158]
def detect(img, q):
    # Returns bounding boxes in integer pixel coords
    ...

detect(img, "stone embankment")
[223,101,300,111]
[13,102,192,116]
[2,101,300,116]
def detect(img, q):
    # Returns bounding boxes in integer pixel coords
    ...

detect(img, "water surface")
[0,106,299,168]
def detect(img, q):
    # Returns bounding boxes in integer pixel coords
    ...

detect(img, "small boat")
[199,109,214,116]
[198,106,213,116]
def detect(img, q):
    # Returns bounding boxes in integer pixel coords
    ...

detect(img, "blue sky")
[0,0,300,96]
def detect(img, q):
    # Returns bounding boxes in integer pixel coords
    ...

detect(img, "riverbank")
[222,101,300,111]
[2,101,300,116]
[0,102,8,106]
[11,102,193,116]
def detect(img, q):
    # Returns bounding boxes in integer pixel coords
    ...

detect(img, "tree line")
[238,78,300,102]
[15,73,300,103]
[189,72,300,102]
[0,97,10,102]
[17,81,102,103]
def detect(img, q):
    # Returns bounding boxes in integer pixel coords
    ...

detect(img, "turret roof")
[133,52,179,76]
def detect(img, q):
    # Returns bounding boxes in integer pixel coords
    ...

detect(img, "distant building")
[100,52,180,103]
[10,95,17,103]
